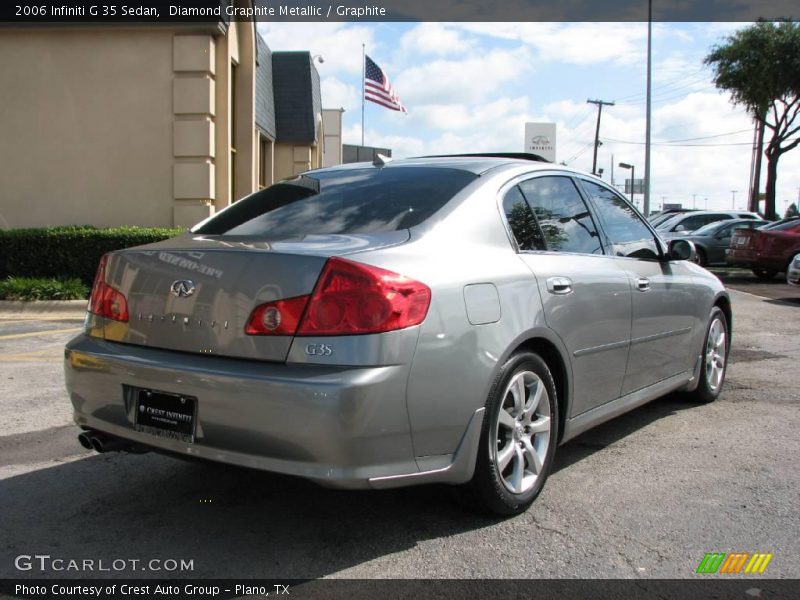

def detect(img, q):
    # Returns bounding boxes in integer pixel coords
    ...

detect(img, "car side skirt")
[560,369,694,443]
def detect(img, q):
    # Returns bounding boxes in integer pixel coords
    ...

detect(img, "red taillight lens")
[245,295,310,336]
[88,254,129,322]
[297,257,431,336]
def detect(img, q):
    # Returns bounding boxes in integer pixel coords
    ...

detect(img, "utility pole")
[643,0,653,217]
[749,114,766,213]
[731,190,738,209]
[692,194,697,209]
[587,98,615,175]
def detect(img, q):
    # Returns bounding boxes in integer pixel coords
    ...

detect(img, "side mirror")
[669,238,696,261]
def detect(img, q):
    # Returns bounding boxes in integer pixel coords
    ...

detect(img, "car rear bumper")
[64,334,433,489]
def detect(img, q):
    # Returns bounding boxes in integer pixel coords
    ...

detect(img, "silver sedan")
[64,155,731,515]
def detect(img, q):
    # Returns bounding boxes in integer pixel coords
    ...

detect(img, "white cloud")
[399,23,473,56]
[257,23,375,75]
[457,23,648,66]
[395,48,534,105]
[320,76,359,111]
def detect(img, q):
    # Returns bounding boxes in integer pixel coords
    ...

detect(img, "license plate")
[135,389,196,443]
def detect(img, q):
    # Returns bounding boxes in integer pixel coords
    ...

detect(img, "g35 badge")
[305,343,333,356]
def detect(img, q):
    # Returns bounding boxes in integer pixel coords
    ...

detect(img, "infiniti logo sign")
[170,280,196,298]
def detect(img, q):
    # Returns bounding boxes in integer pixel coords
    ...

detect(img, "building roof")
[271,51,322,144]
[255,35,276,139]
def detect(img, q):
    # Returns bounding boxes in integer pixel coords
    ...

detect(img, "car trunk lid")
[97,231,408,362]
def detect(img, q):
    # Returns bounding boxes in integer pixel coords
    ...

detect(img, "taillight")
[245,257,431,336]
[88,254,129,322]
[299,257,430,335]
[245,295,309,335]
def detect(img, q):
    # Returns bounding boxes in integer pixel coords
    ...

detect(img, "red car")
[726,218,800,278]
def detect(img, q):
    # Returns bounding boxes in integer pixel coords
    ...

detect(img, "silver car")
[64,155,731,515]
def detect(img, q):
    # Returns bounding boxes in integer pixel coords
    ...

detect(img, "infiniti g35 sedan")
[64,154,731,515]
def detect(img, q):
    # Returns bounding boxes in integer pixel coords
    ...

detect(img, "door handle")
[636,277,651,292]
[546,276,573,295]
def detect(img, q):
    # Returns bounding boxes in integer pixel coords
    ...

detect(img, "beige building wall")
[0,19,258,230]
[0,28,176,229]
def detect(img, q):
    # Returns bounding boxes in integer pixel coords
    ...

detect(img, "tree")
[786,202,799,218]
[705,21,800,220]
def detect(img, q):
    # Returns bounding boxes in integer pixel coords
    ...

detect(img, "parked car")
[656,210,761,234]
[660,218,770,266]
[761,215,800,230]
[726,218,800,278]
[64,154,731,516]
[648,208,698,228]
[787,253,800,286]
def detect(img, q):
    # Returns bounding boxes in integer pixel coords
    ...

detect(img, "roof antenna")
[373,153,392,167]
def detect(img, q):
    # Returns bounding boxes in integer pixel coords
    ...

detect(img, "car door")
[502,176,632,417]
[578,178,697,395]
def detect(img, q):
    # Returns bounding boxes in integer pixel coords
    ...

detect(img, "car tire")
[463,352,559,516]
[686,307,729,404]
[752,267,777,280]
[693,247,707,267]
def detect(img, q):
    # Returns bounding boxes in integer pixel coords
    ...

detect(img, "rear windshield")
[193,167,477,236]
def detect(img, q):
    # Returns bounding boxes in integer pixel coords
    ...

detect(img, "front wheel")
[687,307,729,403]
[463,352,558,516]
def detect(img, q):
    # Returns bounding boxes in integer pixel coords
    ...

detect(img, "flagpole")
[361,43,365,147]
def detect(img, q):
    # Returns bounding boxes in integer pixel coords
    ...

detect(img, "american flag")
[364,55,407,113]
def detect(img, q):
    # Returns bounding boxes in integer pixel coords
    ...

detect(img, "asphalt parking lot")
[0,278,798,580]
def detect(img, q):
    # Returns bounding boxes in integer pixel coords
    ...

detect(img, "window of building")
[518,176,603,254]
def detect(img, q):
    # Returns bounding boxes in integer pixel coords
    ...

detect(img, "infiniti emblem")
[170,279,196,298]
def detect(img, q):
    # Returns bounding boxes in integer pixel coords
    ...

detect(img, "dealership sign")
[524,123,556,162]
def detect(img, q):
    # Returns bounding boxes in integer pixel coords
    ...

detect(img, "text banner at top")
[2,0,800,23]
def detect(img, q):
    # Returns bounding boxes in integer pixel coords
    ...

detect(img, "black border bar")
[1,579,798,600]
[2,0,800,23]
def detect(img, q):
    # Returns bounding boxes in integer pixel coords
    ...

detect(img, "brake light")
[245,295,309,335]
[245,258,431,337]
[88,254,129,322]
[298,257,431,336]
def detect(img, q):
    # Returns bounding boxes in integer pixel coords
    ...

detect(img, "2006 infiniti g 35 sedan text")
[64,154,731,515]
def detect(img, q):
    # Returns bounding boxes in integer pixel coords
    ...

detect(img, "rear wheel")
[687,307,729,403]
[463,352,558,516]
[752,267,777,280]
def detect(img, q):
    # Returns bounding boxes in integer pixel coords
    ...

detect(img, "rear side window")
[518,176,603,254]
[502,186,546,251]
[194,167,477,236]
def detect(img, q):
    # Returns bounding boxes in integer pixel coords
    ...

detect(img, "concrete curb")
[0,300,87,320]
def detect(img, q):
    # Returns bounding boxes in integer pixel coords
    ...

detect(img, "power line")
[602,129,752,145]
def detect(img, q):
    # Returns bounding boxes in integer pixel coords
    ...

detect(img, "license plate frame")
[134,389,197,444]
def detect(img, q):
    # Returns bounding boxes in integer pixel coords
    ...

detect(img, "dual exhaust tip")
[78,431,147,454]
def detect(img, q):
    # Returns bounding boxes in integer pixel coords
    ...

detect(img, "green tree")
[705,21,800,220]
[786,202,799,218]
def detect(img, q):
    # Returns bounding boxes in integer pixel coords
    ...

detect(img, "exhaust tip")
[77,432,93,450]
[90,436,104,453]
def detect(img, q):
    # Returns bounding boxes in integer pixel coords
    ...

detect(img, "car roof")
[309,154,565,177]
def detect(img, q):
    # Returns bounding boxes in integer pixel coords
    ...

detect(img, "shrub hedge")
[0,226,184,288]
[0,277,89,301]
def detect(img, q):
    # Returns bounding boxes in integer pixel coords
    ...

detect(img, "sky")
[257,21,800,215]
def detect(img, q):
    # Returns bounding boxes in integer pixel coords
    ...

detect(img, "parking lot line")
[0,327,81,341]
[0,347,63,362]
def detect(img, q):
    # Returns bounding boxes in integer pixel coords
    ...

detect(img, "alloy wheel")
[492,370,551,494]
[705,318,727,392]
